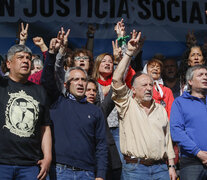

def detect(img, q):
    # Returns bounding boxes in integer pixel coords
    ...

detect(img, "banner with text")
[0,0,207,29]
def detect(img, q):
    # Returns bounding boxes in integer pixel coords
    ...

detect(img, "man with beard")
[111,30,176,180]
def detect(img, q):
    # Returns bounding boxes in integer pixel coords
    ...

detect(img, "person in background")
[0,58,9,76]
[163,57,180,98]
[85,78,98,104]
[179,45,207,93]
[143,58,174,119]
[28,36,48,85]
[70,48,94,76]
[31,57,43,75]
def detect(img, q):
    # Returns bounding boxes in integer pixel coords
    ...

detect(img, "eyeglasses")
[74,56,89,61]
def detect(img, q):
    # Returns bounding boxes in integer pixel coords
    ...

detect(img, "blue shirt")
[170,91,207,157]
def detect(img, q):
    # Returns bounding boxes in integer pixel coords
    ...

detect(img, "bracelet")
[168,165,176,169]
[125,52,133,58]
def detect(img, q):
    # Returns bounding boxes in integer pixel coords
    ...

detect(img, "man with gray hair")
[0,44,52,180]
[170,65,207,179]
[41,37,107,180]
[112,30,176,180]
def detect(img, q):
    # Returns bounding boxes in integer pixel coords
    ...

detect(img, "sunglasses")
[74,56,89,61]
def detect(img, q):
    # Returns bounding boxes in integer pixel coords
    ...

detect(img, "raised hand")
[114,18,126,38]
[132,35,146,57]
[112,31,141,88]
[57,27,70,55]
[19,22,29,45]
[33,36,48,52]
[49,38,61,54]
[33,36,44,47]
[112,40,122,64]
[126,30,141,57]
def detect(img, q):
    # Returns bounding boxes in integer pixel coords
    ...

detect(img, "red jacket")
[125,66,135,89]
[153,84,174,120]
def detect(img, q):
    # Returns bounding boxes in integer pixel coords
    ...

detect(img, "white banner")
[0,0,207,29]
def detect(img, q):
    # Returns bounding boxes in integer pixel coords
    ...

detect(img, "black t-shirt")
[0,76,51,165]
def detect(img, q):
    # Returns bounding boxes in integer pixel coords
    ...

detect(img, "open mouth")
[152,72,158,75]
[77,87,84,92]
[193,61,201,65]
[202,82,207,86]
[80,63,85,67]
[104,66,110,70]
[145,91,152,96]
[88,96,95,101]
[21,66,29,70]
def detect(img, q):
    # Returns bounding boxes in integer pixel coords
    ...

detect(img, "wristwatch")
[168,165,176,169]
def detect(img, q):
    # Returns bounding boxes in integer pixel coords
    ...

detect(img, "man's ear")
[131,86,136,95]
[64,81,71,92]
[6,60,11,69]
[188,80,192,86]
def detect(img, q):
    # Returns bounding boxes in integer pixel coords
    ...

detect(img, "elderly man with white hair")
[111,30,176,180]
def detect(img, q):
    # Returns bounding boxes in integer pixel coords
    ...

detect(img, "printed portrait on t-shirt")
[4,90,39,137]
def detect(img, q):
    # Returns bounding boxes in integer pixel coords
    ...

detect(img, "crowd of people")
[0,18,207,180]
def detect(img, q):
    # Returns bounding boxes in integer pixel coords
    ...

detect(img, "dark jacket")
[41,52,108,178]
[97,89,122,170]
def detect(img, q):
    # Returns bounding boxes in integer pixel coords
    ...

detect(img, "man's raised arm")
[112,30,141,88]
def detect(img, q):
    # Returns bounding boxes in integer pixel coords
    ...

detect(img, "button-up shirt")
[112,83,175,160]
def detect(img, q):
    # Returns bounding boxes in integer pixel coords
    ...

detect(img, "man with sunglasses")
[41,37,107,180]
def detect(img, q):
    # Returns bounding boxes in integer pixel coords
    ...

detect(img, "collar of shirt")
[67,93,87,103]
[134,98,156,115]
